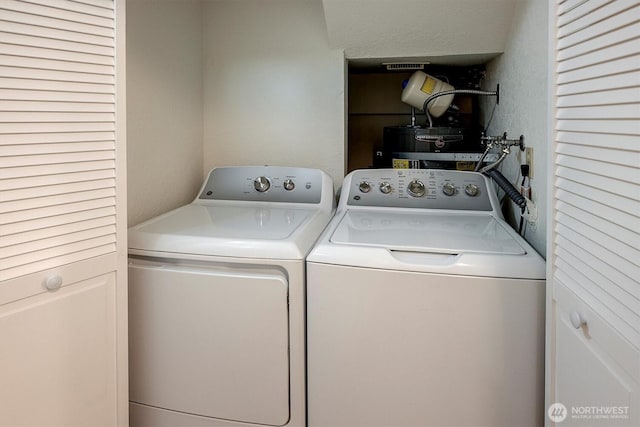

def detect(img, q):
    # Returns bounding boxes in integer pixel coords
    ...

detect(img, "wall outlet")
[525,147,533,179]
[526,198,538,224]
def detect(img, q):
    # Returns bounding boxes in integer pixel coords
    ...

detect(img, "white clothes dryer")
[307,168,545,427]
[127,166,334,427]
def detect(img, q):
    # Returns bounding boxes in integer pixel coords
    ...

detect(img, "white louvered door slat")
[557,0,637,38]
[0,56,114,75]
[559,57,640,86]
[0,169,115,191]
[556,118,638,134]
[0,141,115,155]
[0,100,115,113]
[556,142,640,165]
[0,206,116,236]
[0,65,116,84]
[0,10,113,37]
[0,130,116,145]
[555,154,638,182]
[556,189,640,234]
[0,160,115,179]
[557,177,639,217]
[2,178,116,201]
[0,20,114,45]
[1,214,115,247]
[0,32,114,56]
[557,0,611,26]
[1,187,116,214]
[557,102,640,119]
[0,196,115,224]
[0,76,114,92]
[551,0,640,424]
[558,8,640,51]
[557,15,640,58]
[557,0,588,16]
[0,0,114,26]
[557,88,640,108]
[557,71,638,94]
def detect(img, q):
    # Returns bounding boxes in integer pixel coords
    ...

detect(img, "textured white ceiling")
[322,0,517,64]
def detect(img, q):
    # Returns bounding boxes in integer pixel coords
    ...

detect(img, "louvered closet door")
[0,1,126,425]
[550,0,639,425]
[0,0,118,283]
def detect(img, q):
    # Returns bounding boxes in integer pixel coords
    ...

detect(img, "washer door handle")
[389,250,459,266]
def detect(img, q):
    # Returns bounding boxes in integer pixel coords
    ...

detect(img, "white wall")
[202,0,346,186]
[126,0,203,226]
[322,0,515,62]
[481,0,548,257]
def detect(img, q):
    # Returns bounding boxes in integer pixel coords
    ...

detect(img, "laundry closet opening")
[346,60,495,173]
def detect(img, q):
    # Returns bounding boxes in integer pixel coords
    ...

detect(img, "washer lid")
[330,210,526,255]
[128,203,326,259]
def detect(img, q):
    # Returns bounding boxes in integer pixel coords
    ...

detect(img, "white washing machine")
[307,168,546,427]
[127,166,334,427]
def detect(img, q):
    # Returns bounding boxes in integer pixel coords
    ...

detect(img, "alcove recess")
[347,62,488,172]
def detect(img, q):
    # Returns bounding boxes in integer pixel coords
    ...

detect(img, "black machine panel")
[376,125,486,170]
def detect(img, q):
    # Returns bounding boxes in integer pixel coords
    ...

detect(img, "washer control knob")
[358,181,372,193]
[465,183,479,197]
[283,179,295,191]
[379,182,392,194]
[407,179,426,197]
[254,176,271,192]
[442,182,456,196]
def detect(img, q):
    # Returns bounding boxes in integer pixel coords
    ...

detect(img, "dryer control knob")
[254,176,271,192]
[407,179,426,197]
[283,179,295,191]
[442,182,456,196]
[358,181,372,193]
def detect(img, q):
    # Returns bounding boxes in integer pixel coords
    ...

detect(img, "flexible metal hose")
[474,144,493,171]
[422,87,499,127]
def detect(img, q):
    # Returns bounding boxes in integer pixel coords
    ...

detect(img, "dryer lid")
[128,203,328,259]
[329,210,525,255]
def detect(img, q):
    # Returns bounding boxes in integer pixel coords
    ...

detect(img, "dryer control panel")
[198,166,330,204]
[344,169,493,211]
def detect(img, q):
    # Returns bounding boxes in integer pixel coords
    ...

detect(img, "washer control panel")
[345,169,493,211]
[198,166,324,203]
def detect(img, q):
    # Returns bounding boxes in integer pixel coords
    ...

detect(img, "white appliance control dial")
[379,182,392,194]
[254,176,271,192]
[442,182,456,196]
[465,183,479,197]
[359,181,372,193]
[407,179,426,197]
[283,179,295,191]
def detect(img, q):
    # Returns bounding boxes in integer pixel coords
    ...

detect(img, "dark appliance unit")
[376,125,490,170]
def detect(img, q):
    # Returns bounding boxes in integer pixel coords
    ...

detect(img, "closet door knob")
[570,311,586,329]
[44,275,63,291]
